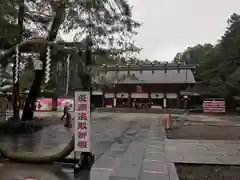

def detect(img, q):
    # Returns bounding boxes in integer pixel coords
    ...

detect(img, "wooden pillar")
[113,96,116,107]
[183,95,188,111]
[113,85,117,107]
[128,92,131,108]
[102,91,105,107]
[163,84,167,109]
[115,93,118,108]
[148,92,151,108]
[163,94,167,109]
[177,92,181,109]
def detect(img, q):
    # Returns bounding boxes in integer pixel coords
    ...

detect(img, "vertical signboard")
[74,91,91,152]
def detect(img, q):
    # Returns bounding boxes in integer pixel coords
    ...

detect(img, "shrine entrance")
[131,88,149,108]
[117,98,129,108]
[132,98,149,109]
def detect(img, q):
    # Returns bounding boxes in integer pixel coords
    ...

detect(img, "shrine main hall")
[92,63,198,109]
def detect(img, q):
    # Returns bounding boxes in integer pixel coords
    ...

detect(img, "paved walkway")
[80,114,179,180]
[1,112,240,180]
[0,113,179,180]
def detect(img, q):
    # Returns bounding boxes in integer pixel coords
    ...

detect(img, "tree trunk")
[12,0,24,120]
[21,68,45,120]
[21,1,66,120]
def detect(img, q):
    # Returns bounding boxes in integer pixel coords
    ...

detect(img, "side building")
[92,63,198,109]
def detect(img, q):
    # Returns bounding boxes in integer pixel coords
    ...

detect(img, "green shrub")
[0,118,43,135]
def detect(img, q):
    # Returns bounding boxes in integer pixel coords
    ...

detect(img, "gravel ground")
[176,164,240,180]
[166,124,240,140]
[168,114,240,180]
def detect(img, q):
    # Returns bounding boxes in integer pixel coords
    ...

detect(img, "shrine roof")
[94,68,195,85]
[98,63,197,71]
[121,69,194,84]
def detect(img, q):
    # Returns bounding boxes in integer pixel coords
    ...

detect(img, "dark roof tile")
[94,69,195,84]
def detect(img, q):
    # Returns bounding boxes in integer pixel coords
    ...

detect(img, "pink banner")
[35,98,52,111]
[203,100,226,113]
[57,98,74,112]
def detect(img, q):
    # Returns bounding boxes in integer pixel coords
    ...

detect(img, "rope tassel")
[45,46,51,84]
[14,44,20,84]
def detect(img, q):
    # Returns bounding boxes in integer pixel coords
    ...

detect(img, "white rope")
[14,44,20,84]
[45,46,51,83]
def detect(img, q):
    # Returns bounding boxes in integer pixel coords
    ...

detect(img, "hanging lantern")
[127,63,130,75]
[14,44,20,84]
[164,62,168,74]
[151,62,154,74]
[177,62,180,73]
[45,46,51,84]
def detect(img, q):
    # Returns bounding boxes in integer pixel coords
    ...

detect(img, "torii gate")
[0,39,94,176]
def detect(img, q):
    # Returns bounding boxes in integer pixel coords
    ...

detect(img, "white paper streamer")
[14,44,19,84]
[65,54,70,95]
[45,46,51,83]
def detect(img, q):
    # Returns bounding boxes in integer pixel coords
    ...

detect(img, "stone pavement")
[165,139,240,165]
[1,112,240,180]
[0,112,179,180]
[84,113,179,180]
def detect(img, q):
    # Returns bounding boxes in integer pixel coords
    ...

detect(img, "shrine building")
[92,63,198,109]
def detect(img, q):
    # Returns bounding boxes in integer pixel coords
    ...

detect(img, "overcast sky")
[62,0,240,62]
[128,0,240,61]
